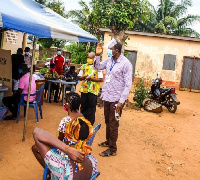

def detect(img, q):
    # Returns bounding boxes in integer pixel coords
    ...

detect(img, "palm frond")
[177,15,200,27]
[172,28,200,38]
[79,0,90,12]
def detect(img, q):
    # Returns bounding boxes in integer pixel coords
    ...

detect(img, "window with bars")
[162,54,176,71]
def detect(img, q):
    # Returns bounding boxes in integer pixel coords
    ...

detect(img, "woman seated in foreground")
[32,92,89,166]
[32,92,83,157]
[32,117,97,180]
[58,92,85,142]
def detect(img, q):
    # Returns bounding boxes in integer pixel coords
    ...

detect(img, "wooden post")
[22,33,28,51]
[22,36,36,141]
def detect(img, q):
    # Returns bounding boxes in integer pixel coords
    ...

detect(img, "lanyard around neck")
[110,59,116,72]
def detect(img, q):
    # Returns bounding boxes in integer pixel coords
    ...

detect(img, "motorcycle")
[149,72,180,113]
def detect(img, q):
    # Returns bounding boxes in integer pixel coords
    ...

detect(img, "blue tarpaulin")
[0,0,97,42]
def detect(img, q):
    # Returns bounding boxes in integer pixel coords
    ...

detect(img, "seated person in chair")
[32,92,85,163]
[44,64,59,103]
[64,66,78,91]
[32,113,98,179]
[65,66,78,82]
[3,64,36,120]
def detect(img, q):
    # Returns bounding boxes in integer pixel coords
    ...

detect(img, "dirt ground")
[0,84,200,180]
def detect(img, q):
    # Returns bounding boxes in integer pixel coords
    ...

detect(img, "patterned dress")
[44,116,98,180]
[44,149,98,180]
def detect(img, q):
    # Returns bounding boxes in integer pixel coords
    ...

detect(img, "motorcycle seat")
[160,88,172,93]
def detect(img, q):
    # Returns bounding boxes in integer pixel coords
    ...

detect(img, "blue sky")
[62,0,200,34]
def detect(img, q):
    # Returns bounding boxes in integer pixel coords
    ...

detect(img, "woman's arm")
[33,127,85,162]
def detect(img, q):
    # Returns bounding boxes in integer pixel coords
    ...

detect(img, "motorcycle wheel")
[166,98,177,113]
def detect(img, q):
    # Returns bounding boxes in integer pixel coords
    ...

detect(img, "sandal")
[99,149,117,157]
[4,115,17,120]
[98,141,109,147]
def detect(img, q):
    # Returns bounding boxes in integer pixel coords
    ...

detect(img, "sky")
[62,0,200,34]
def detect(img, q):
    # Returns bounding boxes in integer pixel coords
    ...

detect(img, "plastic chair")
[87,123,101,146]
[17,84,45,123]
[89,171,100,180]
[0,106,8,121]
[43,123,101,180]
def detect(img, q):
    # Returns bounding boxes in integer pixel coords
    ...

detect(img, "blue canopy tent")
[0,0,97,42]
[0,0,97,140]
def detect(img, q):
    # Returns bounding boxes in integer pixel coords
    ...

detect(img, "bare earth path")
[0,88,200,180]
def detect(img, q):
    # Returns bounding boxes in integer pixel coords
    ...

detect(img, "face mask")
[57,51,61,56]
[63,104,68,112]
[107,49,113,57]
[50,68,56,72]
[87,58,93,65]
[18,69,23,74]
[25,52,29,56]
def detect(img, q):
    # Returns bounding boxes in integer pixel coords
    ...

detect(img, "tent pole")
[22,36,36,141]
[22,33,28,51]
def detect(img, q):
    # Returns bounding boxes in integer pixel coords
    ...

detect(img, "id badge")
[105,74,111,83]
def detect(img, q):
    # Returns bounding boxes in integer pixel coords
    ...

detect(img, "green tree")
[134,0,200,37]
[132,74,151,108]
[90,0,150,53]
[35,0,47,4]
[37,38,66,49]
[66,43,95,64]
[47,0,66,17]
[34,0,67,49]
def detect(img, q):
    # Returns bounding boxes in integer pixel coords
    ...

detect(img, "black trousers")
[104,101,123,153]
[2,95,20,117]
[81,92,97,125]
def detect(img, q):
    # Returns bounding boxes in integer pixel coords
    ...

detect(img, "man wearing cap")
[64,66,78,92]
[94,40,132,157]
[24,47,35,71]
[65,66,78,83]
[50,48,66,75]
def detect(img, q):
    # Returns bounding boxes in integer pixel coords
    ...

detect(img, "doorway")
[125,50,137,79]
[180,56,200,92]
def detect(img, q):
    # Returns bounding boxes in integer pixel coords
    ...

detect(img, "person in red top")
[50,48,66,75]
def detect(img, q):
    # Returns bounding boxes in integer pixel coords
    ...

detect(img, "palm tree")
[67,0,97,35]
[134,0,200,38]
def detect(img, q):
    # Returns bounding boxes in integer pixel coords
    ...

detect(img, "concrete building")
[100,29,200,91]
[0,30,24,54]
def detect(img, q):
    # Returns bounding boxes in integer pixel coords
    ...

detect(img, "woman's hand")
[95,43,103,56]
[67,147,85,163]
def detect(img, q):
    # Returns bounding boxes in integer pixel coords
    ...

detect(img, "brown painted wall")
[0,49,12,96]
